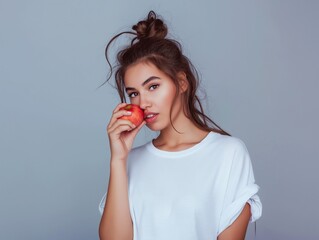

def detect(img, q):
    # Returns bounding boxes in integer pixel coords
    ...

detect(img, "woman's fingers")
[113,109,132,121]
[127,120,146,136]
[107,103,132,128]
[134,120,146,131]
[107,119,136,134]
[107,103,145,138]
[113,102,127,113]
[112,124,135,134]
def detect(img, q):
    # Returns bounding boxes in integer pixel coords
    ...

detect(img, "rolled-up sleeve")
[99,193,107,216]
[217,139,262,235]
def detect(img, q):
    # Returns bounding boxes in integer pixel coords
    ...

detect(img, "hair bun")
[132,11,167,40]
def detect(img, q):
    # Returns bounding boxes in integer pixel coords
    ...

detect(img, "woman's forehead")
[124,62,166,85]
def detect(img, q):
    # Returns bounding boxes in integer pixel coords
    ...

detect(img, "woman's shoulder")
[210,131,249,154]
[209,132,252,169]
[209,130,245,145]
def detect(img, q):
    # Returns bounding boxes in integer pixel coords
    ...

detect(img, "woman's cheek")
[160,86,176,106]
[130,98,138,105]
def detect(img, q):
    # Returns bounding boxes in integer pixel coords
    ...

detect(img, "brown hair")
[98,10,231,136]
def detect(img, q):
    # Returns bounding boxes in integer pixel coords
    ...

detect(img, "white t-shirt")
[99,131,262,240]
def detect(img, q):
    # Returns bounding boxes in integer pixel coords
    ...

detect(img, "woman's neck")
[153,119,210,151]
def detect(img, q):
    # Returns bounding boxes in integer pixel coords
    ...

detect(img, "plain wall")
[1,0,318,239]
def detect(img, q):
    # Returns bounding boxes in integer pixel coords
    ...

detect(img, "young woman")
[98,11,262,240]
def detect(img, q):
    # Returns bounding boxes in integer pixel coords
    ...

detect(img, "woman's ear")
[177,72,188,93]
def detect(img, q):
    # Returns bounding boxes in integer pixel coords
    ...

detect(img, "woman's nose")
[139,94,151,110]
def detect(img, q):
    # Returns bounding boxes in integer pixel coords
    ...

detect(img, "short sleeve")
[217,139,262,235]
[99,193,107,216]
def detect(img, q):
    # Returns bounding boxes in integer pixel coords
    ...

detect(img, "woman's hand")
[107,103,146,162]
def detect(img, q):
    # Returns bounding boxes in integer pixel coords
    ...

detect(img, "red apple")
[118,104,144,127]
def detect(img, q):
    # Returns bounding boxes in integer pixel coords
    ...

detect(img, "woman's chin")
[145,123,164,132]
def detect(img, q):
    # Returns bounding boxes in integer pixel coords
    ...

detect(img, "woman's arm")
[99,160,133,240]
[99,103,145,240]
[217,203,251,240]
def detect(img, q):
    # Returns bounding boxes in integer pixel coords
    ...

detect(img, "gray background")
[1,0,318,239]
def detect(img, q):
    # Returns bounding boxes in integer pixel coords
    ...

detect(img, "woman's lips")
[144,113,158,123]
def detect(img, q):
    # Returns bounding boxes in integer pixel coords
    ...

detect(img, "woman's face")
[124,61,184,131]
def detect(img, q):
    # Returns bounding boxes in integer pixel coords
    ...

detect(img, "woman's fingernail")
[125,111,132,115]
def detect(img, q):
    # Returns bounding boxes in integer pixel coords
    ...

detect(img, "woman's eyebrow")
[125,76,160,91]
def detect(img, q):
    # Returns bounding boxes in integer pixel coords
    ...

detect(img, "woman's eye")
[128,92,137,98]
[150,84,159,90]
[128,85,159,98]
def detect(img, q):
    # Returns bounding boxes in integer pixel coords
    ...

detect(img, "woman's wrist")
[110,157,127,167]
